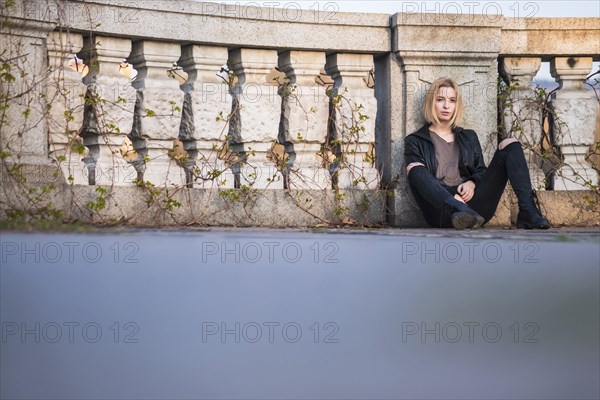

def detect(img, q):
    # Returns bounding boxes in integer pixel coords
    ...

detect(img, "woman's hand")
[458,180,476,202]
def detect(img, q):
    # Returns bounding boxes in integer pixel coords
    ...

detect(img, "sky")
[212,0,600,17]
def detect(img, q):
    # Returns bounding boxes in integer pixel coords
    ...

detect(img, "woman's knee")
[499,137,519,151]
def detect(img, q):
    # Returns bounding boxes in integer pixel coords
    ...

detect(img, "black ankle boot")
[516,191,550,229]
[501,143,551,230]
[447,199,484,230]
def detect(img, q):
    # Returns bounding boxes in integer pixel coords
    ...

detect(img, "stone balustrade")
[0,0,598,227]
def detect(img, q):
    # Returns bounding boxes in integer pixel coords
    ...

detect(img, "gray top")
[429,130,463,187]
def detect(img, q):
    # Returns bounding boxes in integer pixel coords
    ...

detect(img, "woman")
[404,77,550,230]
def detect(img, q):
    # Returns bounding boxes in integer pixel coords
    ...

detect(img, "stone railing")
[499,18,599,191]
[1,0,598,227]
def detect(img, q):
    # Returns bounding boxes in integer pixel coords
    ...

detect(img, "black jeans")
[407,142,526,228]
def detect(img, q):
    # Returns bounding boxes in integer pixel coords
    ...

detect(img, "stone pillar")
[228,48,281,188]
[278,51,329,189]
[178,45,234,188]
[128,40,184,186]
[82,36,137,185]
[551,57,598,191]
[388,13,501,227]
[0,18,55,166]
[325,53,378,189]
[46,31,87,184]
[500,57,545,190]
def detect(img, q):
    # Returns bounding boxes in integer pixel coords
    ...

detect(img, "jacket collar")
[413,123,465,142]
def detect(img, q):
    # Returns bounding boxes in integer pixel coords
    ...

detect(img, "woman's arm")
[467,131,487,185]
[404,135,427,174]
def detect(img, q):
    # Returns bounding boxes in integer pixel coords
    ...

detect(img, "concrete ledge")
[389,188,512,228]
[62,185,387,227]
[500,17,600,57]
[5,0,390,53]
[531,190,600,228]
[0,165,386,227]
[388,188,600,229]
[1,166,599,229]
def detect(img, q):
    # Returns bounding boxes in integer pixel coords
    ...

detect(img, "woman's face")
[434,86,457,123]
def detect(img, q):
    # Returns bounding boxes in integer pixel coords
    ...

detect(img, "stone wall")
[0,1,598,227]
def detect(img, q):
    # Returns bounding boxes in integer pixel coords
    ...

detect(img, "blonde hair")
[423,77,464,127]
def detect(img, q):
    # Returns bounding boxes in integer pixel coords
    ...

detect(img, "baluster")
[46,31,87,184]
[500,57,546,190]
[128,40,184,186]
[278,51,329,189]
[325,53,378,189]
[228,48,281,188]
[550,57,598,190]
[178,45,233,188]
[82,36,137,185]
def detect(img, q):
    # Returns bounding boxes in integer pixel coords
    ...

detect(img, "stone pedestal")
[228,48,281,188]
[325,53,378,190]
[551,57,598,190]
[129,40,184,186]
[0,18,56,166]
[278,51,329,189]
[388,13,501,226]
[500,57,546,190]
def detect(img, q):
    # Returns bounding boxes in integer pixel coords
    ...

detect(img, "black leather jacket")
[404,124,487,185]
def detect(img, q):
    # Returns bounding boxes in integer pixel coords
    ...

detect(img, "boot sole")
[451,211,483,230]
[471,214,485,229]
[516,221,550,230]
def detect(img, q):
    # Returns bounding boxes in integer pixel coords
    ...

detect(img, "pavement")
[1,227,599,399]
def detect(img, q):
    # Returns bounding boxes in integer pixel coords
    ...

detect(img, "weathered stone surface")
[487,191,513,227]
[0,17,56,165]
[552,99,597,146]
[46,31,88,184]
[60,184,386,227]
[501,57,541,86]
[501,18,600,56]
[178,82,233,142]
[278,51,330,189]
[128,40,184,186]
[4,0,390,53]
[78,36,138,186]
[551,57,596,98]
[373,52,403,224]
[228,48,281,188]
[326,53,379,190]
[535,190,600,228]
[176,45,232,189]
[1,162,598,228]
[278,51,328,144]
[550,57,598,191]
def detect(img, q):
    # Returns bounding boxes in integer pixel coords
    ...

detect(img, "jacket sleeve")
[404,135,426,167]
[468,131,487,185]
